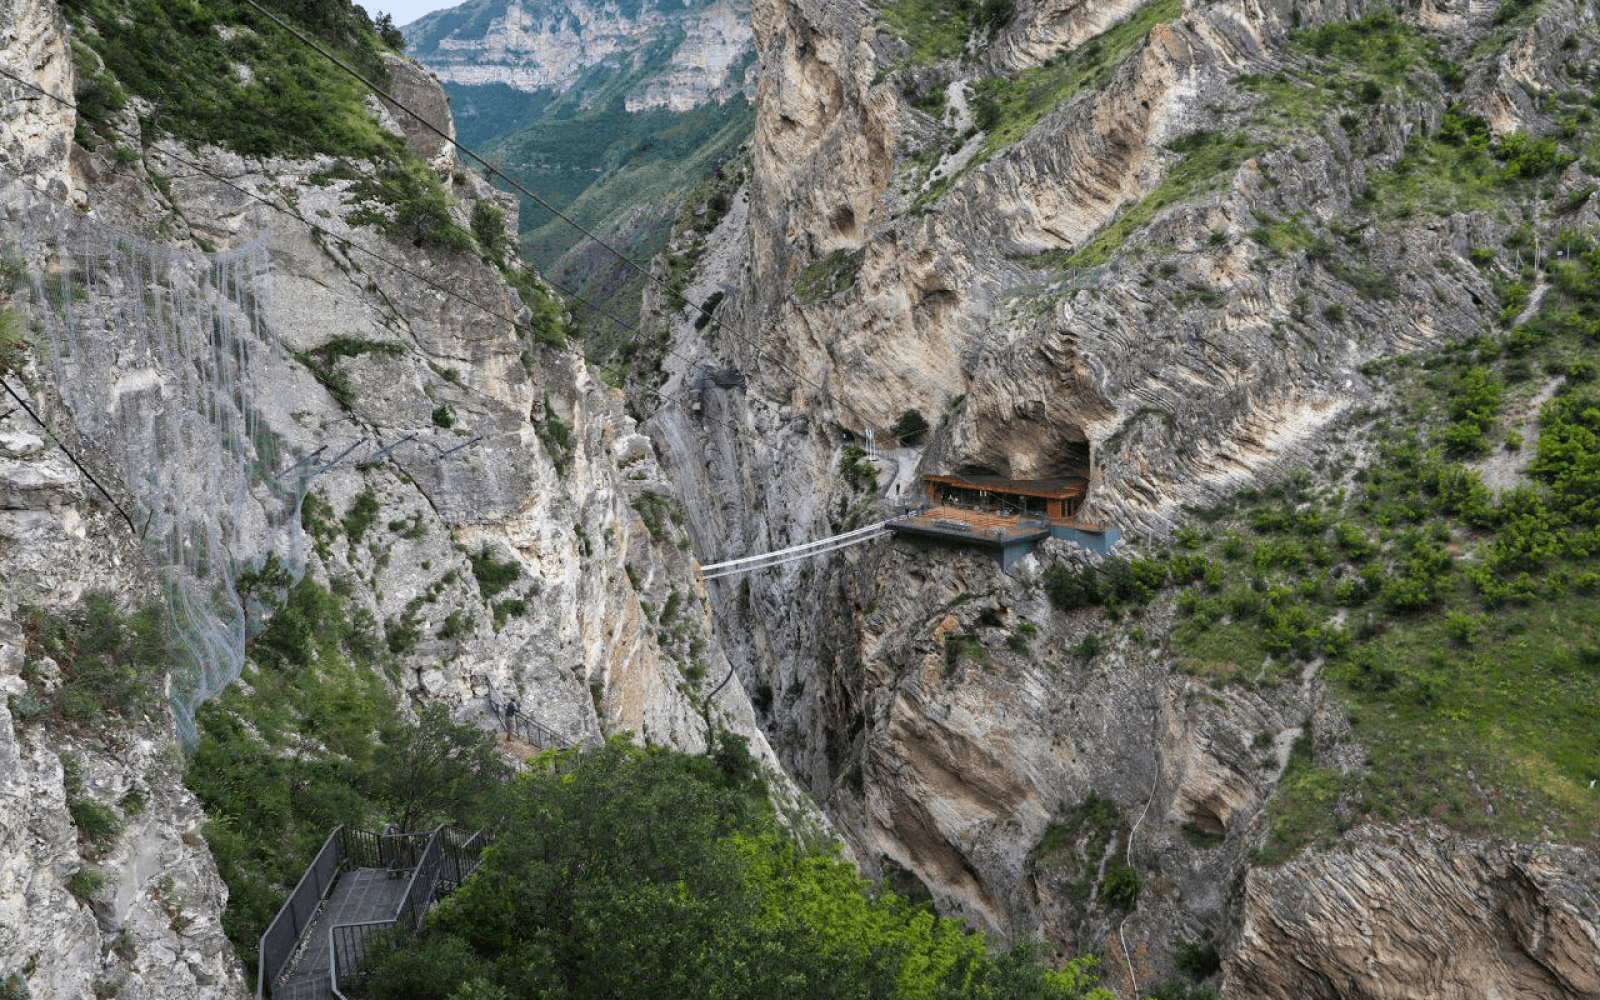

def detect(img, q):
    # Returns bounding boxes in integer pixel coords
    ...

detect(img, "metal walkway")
[258,826,487,1000]
[273,870,407,1000]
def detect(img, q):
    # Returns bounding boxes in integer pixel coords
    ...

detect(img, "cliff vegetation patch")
[1051,232,1600,856]
[186,575,508,962]
[1056,131,1266,269]
[1030,792,1139,910]
[877,0,1014,63]
[916,0,1181,209]
[16,591,166,727]
[795,248,865,304]
[60,0,402,158]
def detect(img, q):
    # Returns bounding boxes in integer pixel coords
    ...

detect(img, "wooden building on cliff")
[889,473,1119,566]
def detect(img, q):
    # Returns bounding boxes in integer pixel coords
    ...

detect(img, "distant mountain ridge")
[401,0,755,349]
[403,0,753,113]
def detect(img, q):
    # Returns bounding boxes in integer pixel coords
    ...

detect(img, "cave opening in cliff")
[890,420,1118,558]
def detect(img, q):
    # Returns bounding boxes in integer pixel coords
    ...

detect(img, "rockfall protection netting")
[14,205,308,744]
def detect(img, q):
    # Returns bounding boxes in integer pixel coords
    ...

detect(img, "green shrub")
[20,593,163,724]
[875,0,993,63]
[535,396,575,476]
[69,38,126,127]
[69,797,123,852]
[839,444,877,493]
[632,490,681,542]
[469,545,521,599]
[1494,132,1575,181]
[891,409,930,447]
[0,307,26,377]
[67,868,106,902]
[491,599,527,629]
[1100,863,1140,908]
[436,611,469,640]
[349,160,472,251]
[342,488,380,544]
[1045,563,1101,610]
[385,611,421,654]
[1174,940,1221,980]
[470,201,512,264]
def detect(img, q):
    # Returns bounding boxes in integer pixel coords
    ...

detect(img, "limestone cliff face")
[0,1,793,995]
[403,0,754,112]
[643,0,1600,993]
[1228,826,1600,1000]
[0,431,240,1000]
[1,4,239,996]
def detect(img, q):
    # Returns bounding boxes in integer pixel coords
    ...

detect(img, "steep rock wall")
[1229,826,1600,1000]
[645,0,1600,992]
[0,2,800,996]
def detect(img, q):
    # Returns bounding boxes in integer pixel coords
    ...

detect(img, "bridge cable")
[0,64,769,455]
[0,64,863,593]
[234,0,927,450]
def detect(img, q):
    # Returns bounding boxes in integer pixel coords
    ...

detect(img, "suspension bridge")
[698,513,914,580]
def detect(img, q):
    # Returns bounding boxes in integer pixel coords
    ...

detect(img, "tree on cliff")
[362,738,1115,1000]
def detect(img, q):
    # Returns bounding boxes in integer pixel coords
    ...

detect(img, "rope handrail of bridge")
[699,514,912,581]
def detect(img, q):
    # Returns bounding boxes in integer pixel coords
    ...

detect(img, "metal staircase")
[256,825,487,1000]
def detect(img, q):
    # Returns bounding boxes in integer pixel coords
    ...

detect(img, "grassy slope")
[1024,11,1600,860]
[60,0,399,159]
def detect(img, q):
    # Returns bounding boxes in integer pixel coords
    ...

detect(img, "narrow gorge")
[0,0,1597,996]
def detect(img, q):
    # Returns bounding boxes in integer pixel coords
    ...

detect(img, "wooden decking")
[892,506,1052,542]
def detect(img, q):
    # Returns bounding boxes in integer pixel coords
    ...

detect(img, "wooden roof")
[924,474,1087,500]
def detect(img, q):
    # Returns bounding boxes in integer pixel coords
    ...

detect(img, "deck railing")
[256,827,344,1000]
[484,696,578,749]
[327,920,393,996]
[257,823,480,1000]
[328,825,491,999]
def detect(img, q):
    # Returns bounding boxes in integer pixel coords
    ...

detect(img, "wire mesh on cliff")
[15,204,308,744]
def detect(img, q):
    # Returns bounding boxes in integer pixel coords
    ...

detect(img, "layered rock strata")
[644,0,1600,993]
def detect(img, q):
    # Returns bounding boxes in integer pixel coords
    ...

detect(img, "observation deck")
[889,474,1120,564]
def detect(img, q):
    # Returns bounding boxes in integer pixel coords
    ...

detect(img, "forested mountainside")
[402,0,756,355]
[638,0,1600,994]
